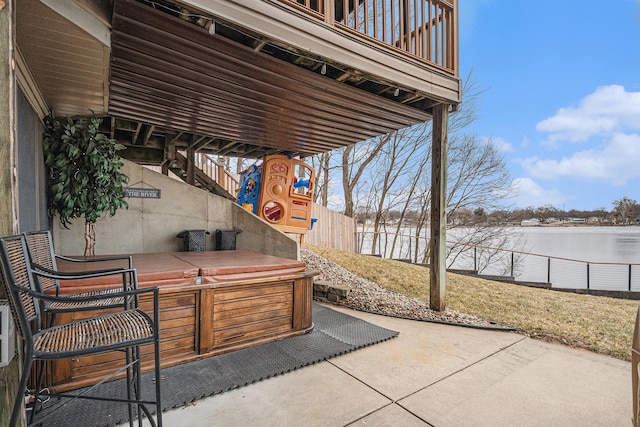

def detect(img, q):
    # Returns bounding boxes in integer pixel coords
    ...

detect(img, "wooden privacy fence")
[305,204,357,252]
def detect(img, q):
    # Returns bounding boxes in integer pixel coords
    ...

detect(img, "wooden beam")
[0,2,22,425]
[400,93,423,104]
[120,146,164,164]
[161,134,176,175]
[170,131,184,144]
[187,135,207,150]
[0,0,15,237]
[132,121,142,144]
[253,38,268,52]
[186,135,195,185]
[141,124,155,145]
[187,135,214,152]
[633,306,640,427]
[110,116,116,139]
[216,140,239,155]
[335,72,351,82]
[241,145,279,159]
[430,103,448,311]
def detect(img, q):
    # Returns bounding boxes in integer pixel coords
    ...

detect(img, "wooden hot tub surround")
[50,250,317,391]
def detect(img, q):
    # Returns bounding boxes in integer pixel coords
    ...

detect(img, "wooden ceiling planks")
[109,0,432,157]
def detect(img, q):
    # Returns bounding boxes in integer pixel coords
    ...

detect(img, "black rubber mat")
[34,303,398,426]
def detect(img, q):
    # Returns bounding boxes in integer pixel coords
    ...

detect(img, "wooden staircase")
[167,153,239,201]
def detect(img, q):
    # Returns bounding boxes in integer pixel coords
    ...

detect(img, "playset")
[236,154,316,234]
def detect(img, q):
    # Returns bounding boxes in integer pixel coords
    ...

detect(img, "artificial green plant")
[43,114,129,256]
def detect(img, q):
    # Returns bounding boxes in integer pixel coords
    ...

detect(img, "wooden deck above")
[17,0,460,160]
[277,0,458,76]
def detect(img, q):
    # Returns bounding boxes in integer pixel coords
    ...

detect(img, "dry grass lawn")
[306,244,638,361]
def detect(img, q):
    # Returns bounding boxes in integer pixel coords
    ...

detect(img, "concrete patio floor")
[139,303,632,427]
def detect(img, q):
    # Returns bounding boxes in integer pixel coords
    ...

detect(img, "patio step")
[313,280,349,303]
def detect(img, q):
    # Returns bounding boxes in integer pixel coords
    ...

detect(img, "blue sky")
[458,0,640,211]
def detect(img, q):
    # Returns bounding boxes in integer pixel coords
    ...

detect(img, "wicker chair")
[0,234,162,427]
[23,230,139,406]
[24,230,133,314]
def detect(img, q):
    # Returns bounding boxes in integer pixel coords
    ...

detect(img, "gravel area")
[302,249,515,330]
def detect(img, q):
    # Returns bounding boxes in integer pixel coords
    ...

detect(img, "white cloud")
[511,178,566,208]
[486,136,513,152]
[519,132,640,185]
[520,86,640,188]
[536,85,640,143]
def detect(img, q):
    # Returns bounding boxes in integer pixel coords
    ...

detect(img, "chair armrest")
[31,267,138,292]
[55,254,133,269]
[18,281,158,310]
[32,263,126,277]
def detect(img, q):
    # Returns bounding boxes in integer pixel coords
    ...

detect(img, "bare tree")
[388,127,517,267]
[323,69,523,273]
[362,128,426,254]
[440,132,520,271]
[341,139,387,217]
[377,127,433,259]
[221,156,253,176]
[354,197,378,254]
[389,154,431,262]
[309,151,335,207]
[446,134,511,215]
[447,226,526,275]
[612,197,640,225]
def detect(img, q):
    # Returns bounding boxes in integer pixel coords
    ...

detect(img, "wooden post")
[162,135,176,176]
[217,159,226,189]
[0,1,22,425]
[430,103,448,311]
[324,0,335,25]
[186,136,195,185]
[633,306,640,427]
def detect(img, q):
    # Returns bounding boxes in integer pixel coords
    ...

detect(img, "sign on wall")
[125,182,161,199]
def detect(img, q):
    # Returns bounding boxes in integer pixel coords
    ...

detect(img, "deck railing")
[146,154,240,196]
[280,0,457,74]
[194,154,240,196]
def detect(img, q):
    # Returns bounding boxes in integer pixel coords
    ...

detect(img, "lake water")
[496,226,640,290]
[517,226,640,264]
[358,226,640,290]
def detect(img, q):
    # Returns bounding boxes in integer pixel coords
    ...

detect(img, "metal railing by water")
[279,0,457,74]
[356,230,640,292]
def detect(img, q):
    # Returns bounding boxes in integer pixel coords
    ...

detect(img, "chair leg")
[134,345,143,427]
[28,359,48,425]
[132,343,162,427]
[29,312,57,424]
[11,354,34,427]
[135,338,162,427]
[125,347,134,427]
[153,317,163,426]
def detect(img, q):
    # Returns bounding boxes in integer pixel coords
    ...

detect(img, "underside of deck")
[16,0,460,160]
